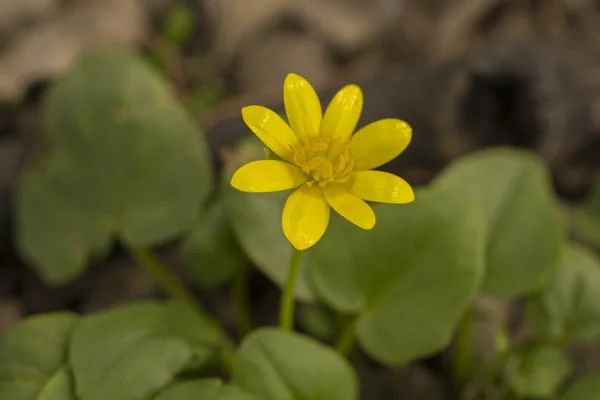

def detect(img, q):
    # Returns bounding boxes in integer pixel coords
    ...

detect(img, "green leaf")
[433,147,564,298]
[561,374,600,400]
[0,313,77,400]
[527,243,600,342]
[232,328,358,400]
[307,186,485,365]
[297,304,336,341]
[572,178,600,247]
[161,3,195,46]
[154,379,258,400]
[70,301,221,400]
[15,49,213,285]
[505,342,571,398]
[222,137,314,301]
[180,196,245,287]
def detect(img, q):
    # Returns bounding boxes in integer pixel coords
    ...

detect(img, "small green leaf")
[161,3,195,46]
[505,342,571,398]
[561,374,600,400]
[222,137,314,301]
[307,186,485,365]
[433,147,564,298]
[154,379,258,400]
[0,313,77,400]
[15,49,213,285]
[527,243,600,342]
[572,178,600,247]
[180,196,245,288]
[232,328,358,400]
[70,301,221,400]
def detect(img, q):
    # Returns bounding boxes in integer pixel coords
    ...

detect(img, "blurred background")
[2,0,600,398]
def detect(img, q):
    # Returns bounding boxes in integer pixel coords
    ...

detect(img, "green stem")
[486,324,510,387]
[232,266,252,337]
[452,307,474,400]
[219,338,235,374]
[126,244,235,372]
[127,245,202,313]
[335,316,358,356]
[279,248,303,331]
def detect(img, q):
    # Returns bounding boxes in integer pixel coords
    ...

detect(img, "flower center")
[291,134,355,188]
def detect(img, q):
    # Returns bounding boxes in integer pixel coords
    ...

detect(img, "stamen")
[313,142,328,152]
[291,134,355,188]
[337,154,346,172]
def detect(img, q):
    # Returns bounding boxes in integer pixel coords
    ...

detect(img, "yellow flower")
[231,73,414,250]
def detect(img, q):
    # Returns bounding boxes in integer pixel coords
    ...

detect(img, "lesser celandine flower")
[231,73,415,250]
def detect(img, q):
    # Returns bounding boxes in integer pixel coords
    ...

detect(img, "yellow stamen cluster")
[292,135,355,187]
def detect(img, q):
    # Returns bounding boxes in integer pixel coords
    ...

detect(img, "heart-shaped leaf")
[561,374,600,400]
[155,379,258,400]
[505,341,571,398]
[232,328,358,400]
[527,243,600,343]
[433,148,564,298]
[307,184,484,365]
[0,313,77,400]
[70,301,220,400]
[307,186,485,365]
[15,49,213,285]
[222,137,314,301]
[180,194,245,288]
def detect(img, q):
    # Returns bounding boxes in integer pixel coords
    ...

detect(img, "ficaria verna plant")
[230,73,415,331]
[3,49,600,400]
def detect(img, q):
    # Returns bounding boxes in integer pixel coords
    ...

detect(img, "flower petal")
[345,170,414,204]
[323,184,375,230]
[242,106,298,163]
[350,119,412,170]
[284,73,322,137]
[320,84,363,141]
[282,184,330,250]
[231,160,307,192]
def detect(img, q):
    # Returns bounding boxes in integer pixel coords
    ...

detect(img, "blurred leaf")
[527,243,600,343]
[433,147,564,298]
[298,304,336,341]
[560,374,600,400]
[15,49,213,285]
[155,379,258,400]
[143,51,168,77]
[572,178,600,247]
[0,313,77,400]
[70,301,221,400]
[307,186,485,365]
[232,328,358,400]
[180,196,245,288]
[222,137,314,301]
[161,3,195,46]
[505,341,571,398]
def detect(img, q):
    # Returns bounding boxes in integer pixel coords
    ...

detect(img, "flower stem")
[232,265,252,337]
[451,306,474,399]
[335,316,358,356]
[279,248,303,331]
